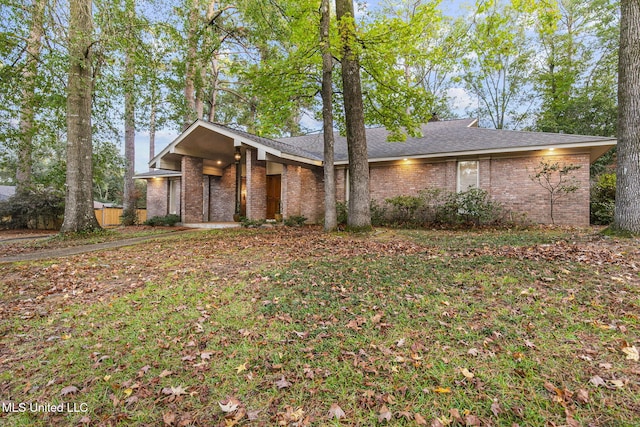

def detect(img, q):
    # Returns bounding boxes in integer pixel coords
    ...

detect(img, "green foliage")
[284,215,307,227]
[591,173,616,225]
[442,187,506,226]
[336,201,348,225]
[144,214,180,227]
[0,187,64,229]
[240,217,266,228]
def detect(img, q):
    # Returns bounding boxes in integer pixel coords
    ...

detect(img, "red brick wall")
[300,167,324,223]
[486,154,591,225]
[282,165,301,217]
[281,165,324,223]
[209,164,236,221]
[181,156,204,223]
[147,178,168,219]
[369,161,452,201]
[363,154,590,225]
[246,149,267,220]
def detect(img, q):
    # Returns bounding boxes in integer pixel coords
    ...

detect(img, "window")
[168,179,180,215]
[457,161,478,192]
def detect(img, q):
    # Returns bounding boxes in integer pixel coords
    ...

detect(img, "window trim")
[457,160,479,192]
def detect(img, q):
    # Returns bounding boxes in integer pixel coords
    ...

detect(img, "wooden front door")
[266,175,281,219]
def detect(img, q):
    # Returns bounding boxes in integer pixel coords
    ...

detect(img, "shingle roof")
[277,119,616,162]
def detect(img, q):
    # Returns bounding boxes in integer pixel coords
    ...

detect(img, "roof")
[278,119,616,164]
[149,118,616,172]
[134,170,182,179]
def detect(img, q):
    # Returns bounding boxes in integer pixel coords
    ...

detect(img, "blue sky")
[133,0,474,172]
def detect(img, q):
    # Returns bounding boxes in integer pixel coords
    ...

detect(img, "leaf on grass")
[622,346,639,361]
[433,387,451,394]
[467,348,479,357]
[328,403,346,419]
[159,369,173,378]
[414,413,427,425]
[162,411,176,426]
[524,339,536,349]
[60,385,78,396]
[219,398,241,413]
[247,409,261,421]
[589,375,606,387]
[236,362,248,374]
[162,385,187,397]
[378,405,392,423]
[460,368,474,379]
[576,389,589,404]
[79,416,91,424]
[200,352,213,360]
[491,400,502,417]
[465,414,481,426]
[275,376,291,389]
[609,379,625,388]
[396,338,405,348]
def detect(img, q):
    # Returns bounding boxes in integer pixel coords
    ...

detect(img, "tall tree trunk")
[16,0,46,194]
[321,0,337,232]
[123,0,137,220]
[184,0,200,128]
[61,0,100,232]
[614,0,640,233]
[336,0,371,229]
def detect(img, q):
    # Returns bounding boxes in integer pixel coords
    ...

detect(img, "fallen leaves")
[622,345,639,361]
[60,385,79,396]
[328,403,346,420]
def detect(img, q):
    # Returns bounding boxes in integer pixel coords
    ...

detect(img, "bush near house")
[339,188,511,228]
[144,214,181,227]
[0,188,64,230]
[591,173,616,225]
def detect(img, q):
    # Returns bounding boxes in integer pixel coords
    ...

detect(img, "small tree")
[530,160,581,224]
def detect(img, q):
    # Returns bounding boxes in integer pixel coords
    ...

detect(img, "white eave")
[333,139,617,166]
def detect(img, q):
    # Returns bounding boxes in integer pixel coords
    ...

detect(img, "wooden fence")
[94,208,147,227]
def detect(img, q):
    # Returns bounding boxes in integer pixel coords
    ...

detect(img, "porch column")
[245,148,267,220]
[181,156,204,223]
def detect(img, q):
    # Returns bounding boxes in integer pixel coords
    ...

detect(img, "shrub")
[144,214,181,227]
[0,188,64,229]
[591,173,616,225]
[120,208,139,226]
[385,195,423,226]
[449,188,504,226]
[336,202,348,225]
[284,215,307,227]
[240,217,266,228]
[369,199,387,227]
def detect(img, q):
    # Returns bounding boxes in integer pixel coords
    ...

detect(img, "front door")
[266,175,281,219]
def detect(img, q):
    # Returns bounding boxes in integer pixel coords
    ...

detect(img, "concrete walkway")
[0,229,203,264]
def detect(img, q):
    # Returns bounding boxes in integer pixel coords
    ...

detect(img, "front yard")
[0,227,638,426]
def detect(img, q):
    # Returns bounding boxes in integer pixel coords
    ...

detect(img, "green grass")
[0,227,638,426]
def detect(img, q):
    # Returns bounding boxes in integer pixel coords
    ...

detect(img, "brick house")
[136,118,616,226]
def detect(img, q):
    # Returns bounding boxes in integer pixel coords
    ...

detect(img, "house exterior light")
[234,150,242,162]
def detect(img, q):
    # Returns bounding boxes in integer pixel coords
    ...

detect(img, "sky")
[132,0,474,173]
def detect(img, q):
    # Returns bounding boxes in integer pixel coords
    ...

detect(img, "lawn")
[0,227,638,426]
